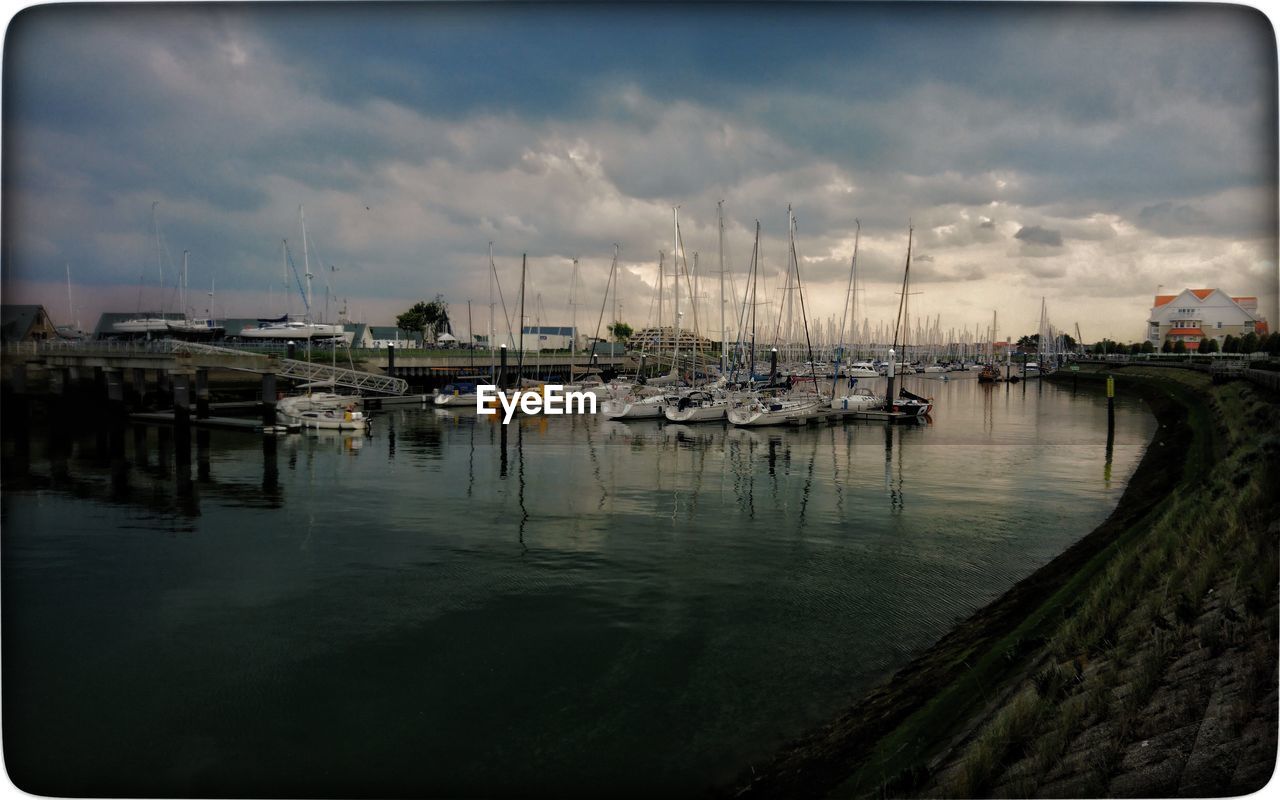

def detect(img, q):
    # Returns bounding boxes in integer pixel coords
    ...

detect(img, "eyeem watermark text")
[476,384,598,423]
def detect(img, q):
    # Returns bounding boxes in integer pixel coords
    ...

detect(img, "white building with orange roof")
[1147,288,1270,350]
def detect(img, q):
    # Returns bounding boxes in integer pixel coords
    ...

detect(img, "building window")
[1216,321,1222,329]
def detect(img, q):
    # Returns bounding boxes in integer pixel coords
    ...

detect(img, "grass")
[757,366,1280,800]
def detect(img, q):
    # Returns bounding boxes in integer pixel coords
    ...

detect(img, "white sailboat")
[115,202,174,335]
[241,208,350,344]
[166,251,226,336]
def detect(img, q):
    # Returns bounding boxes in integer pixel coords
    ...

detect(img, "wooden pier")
[129,412,295,434]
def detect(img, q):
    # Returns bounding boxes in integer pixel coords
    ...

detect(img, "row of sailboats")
[451,205,934,427]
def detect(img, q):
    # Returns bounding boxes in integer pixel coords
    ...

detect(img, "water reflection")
[2,377,1159,796]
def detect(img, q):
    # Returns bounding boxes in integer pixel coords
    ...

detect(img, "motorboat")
[296,406,368,431]
[830,387,881,411]
[844,362,880,378]
[434,382,479,407]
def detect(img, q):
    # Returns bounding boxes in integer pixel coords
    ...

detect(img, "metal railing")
[275,358,408,395]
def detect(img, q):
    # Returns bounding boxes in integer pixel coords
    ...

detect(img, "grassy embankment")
[734,366,1278,798]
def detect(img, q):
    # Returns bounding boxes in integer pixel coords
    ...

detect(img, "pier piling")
[131,367,147,408]
[261,373,278,427]
[173,373,192,429]
[195,368,210,419]
[387,344,396,378]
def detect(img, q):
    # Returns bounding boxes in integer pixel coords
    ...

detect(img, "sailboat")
[241,207,350,344]
[115,202,175,335]
[883,226,933,417]
[166,251,226,336]
[729,207,824,427]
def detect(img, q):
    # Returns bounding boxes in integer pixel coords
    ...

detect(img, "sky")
[2,2,1277,343]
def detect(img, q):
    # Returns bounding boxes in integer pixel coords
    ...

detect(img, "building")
[629,326,714,353]
[1148,288,1269,350]
[1,305,60,343]
[368,327,424,349]
[519,325,578,351]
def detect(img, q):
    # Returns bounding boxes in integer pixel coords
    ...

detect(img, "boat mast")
[65,262,77,332]
[718,200,727,375]
[790,211,822,398]
[181,250,189,319]
[750,221,760,380]
[489,242,496,382]
[672,206,682,377]
[569,257,579,383]
[516,253,527,380]
[300,205,314,323]
[153,201,164,317]
[834,219,860,397]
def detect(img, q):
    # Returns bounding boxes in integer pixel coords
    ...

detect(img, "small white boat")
[434,382,479,407]
[113,317,171,334]
[296,406,368,431]
[844,362,879,378]
[830,387,881,411]
[922,364,947,374]
[727,394,823,427]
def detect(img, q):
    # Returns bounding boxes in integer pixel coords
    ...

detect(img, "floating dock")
[129,412,295,434]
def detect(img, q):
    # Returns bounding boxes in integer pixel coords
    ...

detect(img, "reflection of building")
[1148,289,1269,350]
[629,326,714,353]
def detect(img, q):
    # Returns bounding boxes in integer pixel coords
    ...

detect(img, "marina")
[2,2,1276,796]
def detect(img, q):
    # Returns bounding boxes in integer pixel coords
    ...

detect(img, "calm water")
[2,377,1155,796]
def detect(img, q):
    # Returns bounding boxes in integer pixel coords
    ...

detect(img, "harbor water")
[2,376,1156,795]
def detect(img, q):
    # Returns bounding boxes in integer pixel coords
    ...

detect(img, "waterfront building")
[520,325,579,351]
[628,326,714,353]
[1,305,61,343]
[1148,288,1269,350]
[369,327,424,349]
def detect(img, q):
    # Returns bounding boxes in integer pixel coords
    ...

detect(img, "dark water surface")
[2,377,1155,795]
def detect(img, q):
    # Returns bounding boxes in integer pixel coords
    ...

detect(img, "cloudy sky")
[3,2,1276,342]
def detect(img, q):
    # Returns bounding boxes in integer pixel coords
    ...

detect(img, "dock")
[129,412,295,434]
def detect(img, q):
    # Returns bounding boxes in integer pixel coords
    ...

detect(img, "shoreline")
[729,368,1208,798]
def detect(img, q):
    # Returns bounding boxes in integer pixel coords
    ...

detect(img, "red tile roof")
[1153,294,1176,307]
[1258,321,1271,336]
[1185,340,1200,350]
[1190,288,1215,300]
[1233,296,1257,303]
[1168,327,1204,336]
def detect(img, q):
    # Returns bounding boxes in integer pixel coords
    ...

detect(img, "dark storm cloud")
[2,2,1275,339]
[1014,226,1063,248]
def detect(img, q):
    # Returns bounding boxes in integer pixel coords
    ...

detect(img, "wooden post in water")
[770,347,779,381]
[499,344,508,389]
[131,367,147,408]
[172,372,191,429]
[261,372,277,427]
[387,344,396,378]
[195,368,210,419]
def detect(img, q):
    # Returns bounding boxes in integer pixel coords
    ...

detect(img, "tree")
[1222,334,1239,353]
[1173,339,1187,354]
[1016,333,1040,350]
[1161,339,1174,353]
[1128,342,1142,355]
[1141,340,1155,354]
[607,321,633,342]
[1199,336,1218,354]
[1240,332,1260,353]
[396,295,452,342]
[1266,332,1280,356]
